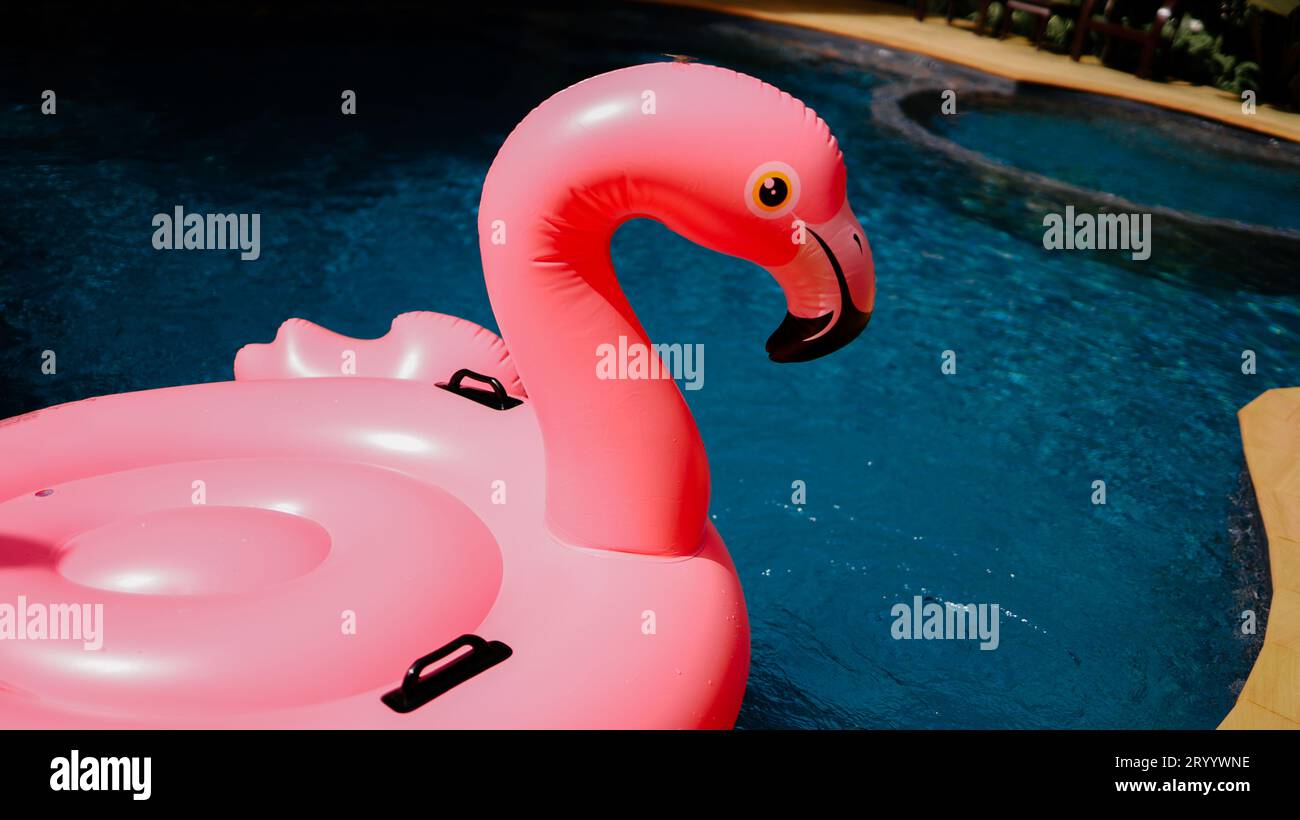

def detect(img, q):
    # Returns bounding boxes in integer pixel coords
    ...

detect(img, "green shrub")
[1165,15,1261,93]
[1010,9,1035,36]
[985,1,1005,31]
[952,0,1272,97]
[1045,14,1075,50]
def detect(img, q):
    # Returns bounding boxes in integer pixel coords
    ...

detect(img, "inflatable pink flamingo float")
[0,62,873,728]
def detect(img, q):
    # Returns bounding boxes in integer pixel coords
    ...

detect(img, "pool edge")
[650,0,1300,145]
[871,80,1300,245]
[1220,388,1300,730]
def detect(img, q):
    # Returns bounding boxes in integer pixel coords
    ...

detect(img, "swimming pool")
[924,87,1300,235]
[2,3,1296,728]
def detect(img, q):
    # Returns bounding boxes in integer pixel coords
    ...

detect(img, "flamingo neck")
[478,171,709,557]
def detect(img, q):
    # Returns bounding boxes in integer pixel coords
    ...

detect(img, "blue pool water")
[926,92,1300,233]
[2,5,1297,728]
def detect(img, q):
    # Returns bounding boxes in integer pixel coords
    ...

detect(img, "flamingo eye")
[758,175,789,209]
[745,161,800,218]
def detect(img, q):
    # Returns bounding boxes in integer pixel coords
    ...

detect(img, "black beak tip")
[766,309,871,363]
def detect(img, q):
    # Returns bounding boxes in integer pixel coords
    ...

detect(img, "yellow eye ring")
[752,172,792,212]
[744,161,800,218]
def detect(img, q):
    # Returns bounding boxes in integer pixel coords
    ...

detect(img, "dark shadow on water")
[1228,466,1272,698]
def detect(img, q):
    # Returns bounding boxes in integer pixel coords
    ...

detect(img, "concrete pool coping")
[652,0,1300,144]
[1221,389,1300,729]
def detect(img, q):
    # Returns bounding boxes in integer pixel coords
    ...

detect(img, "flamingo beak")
[763,199,875,363]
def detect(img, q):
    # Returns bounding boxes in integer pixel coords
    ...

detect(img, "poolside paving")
[655,0,1300,143]
[1222,388,1300,730]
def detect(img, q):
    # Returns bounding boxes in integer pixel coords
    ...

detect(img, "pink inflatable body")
[0,63,873,728]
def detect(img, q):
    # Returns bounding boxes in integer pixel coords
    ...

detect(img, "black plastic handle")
[381,634,512,714]
[403,634,483,692]
[447,368,505,398]
[436,368,522,411]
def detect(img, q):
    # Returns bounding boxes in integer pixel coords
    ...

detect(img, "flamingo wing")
[234,311,525,397]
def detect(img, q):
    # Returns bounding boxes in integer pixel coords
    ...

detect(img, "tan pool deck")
[1221,390,1300,730]
[655,0,1300,143]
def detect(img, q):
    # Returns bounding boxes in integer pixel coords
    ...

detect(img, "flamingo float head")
[479,62,876,555]
[667,95,876,361]
[633,66,876,364]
